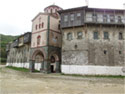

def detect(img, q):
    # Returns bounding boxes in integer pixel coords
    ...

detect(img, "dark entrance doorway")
[51,65,54,73]
[50,56,56,73]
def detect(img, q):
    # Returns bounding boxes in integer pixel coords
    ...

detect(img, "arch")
[35,52,44,63]
[49,51,60,62]
[32,49,46,61]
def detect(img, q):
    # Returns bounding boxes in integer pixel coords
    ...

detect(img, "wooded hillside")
[0,34,18,63]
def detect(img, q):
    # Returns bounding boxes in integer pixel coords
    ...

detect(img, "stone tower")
[29,5,62,73]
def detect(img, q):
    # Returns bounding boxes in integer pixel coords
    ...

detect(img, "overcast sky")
[0,0,124,36]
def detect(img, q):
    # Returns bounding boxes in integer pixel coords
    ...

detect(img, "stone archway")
[49,52,60,73]
[30,50,45,72]
[34,52,44,71]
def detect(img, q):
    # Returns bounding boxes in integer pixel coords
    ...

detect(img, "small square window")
[119,51,122,54]
[104,50,107,55]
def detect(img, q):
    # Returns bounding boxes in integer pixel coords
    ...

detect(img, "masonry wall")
[6,44,31,69]
[61,25,125,75]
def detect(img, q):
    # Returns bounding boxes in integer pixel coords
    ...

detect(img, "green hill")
[0,34,18,63]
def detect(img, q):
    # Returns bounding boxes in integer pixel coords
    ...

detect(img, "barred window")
[93,31,98,39]
[67,33,72,41]
[104,32,109,39]
[77,32,83,39]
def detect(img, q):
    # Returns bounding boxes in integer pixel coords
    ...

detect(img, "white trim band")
[61,65,125,76]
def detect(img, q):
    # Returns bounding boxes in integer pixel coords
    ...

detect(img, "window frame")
[93,31,99,39]
[64,15,68,22]
[104,31,109,40]
[67,32,72,41]
[77,32,83,39]
[110,15,115,23]
[70,13,75,21]
[119,32,123,40]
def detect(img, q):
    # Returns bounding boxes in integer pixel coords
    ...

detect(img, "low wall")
[61,65,125,76]
[6,63,29,69]
[6,63,41,71]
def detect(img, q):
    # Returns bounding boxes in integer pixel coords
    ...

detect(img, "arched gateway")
[30,50,45,72]
[30,49,61,73]
[49,52,60,73]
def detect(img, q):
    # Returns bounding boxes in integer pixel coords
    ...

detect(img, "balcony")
[85,16,125,25]
[18,37,24,47]
[24,33,31,44]
[13,39,19,48]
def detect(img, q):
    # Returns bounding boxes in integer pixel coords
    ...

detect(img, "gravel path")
[0,65,124,94]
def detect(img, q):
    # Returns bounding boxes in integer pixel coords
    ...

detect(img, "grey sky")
[0,0,124,36]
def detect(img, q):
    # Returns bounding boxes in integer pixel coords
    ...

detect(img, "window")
[42,22,44,28]
[104,50,107,55]
[118,16,122,23]
[77,13,81,20]
[35,25,38,30]
[103,15,107,22]
[64,15,68,22]
[37,35,41,45]
[104,32,109,39]
[70,14,74,21]
[110,15,115,22]
[77,32,83,39]
[39,24,41,29]
[119,32,123,40]
[92,13,97,22]
[119,51,122,54]
[67,33,72,40]
[50,9,53,13]
[93,31,99,39]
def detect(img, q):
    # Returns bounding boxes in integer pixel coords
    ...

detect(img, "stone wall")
[62,25,125,67]
[6,44,31,68]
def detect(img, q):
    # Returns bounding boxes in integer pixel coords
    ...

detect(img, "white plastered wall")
[61,65,125,76]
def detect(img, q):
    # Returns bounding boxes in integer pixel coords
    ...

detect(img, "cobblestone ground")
[0,65,124,94]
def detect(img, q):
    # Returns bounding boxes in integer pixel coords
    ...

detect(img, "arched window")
[42,22,44,28]
[51,9,53,13]
[67,33,72,41]
[35,25,38,30]
[37,35,41,45]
